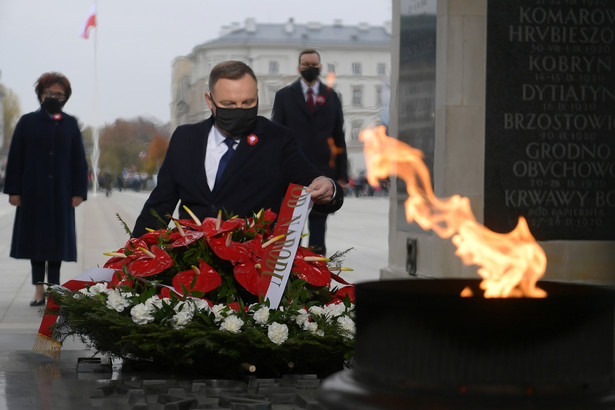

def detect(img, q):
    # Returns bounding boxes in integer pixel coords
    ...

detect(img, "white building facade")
[170,18,392,178]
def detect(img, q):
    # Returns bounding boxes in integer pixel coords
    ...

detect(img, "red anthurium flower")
[234,256,272,297]
[103,254,132,270]
[103,237,153,270]
[181,214,245,239]
[127,245,174,277]
[208,233,251,264]
[124,238,153,252]
[233,234,287,296]
[245,209,277,233]
[292,248,331,287]
[333,285,356,303]
[329,270,352,286]
[166,228,206,248]
[159,287,172,298]
[172,259,222,296]
[219,217,246,234]
[139,229,173,245]
[243,235,266,257]
[227,302,249,312]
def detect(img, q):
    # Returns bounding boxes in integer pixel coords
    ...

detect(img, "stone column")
[383,0,615,286]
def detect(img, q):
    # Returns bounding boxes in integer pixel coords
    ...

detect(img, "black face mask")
[300,66,320,83]
[41,98,64,114]
[212,100,258,137]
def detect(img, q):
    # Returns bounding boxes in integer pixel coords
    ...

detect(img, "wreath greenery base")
[51,287,352,379]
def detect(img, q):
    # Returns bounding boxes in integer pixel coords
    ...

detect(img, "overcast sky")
[0,0,392,128]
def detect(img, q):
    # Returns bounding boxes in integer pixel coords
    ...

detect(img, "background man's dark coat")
[272,79,348,255]
[271,80,347,182]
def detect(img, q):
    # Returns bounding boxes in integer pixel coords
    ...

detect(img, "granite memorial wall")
[484,0,615,240]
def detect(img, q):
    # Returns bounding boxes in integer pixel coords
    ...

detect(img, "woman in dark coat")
[3,72,88,306]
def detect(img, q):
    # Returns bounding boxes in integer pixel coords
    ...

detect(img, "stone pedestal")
[383,0,615,286]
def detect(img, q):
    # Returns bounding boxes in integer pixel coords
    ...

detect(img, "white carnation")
[267,322,289,345]
[324,302,346,318]
[105,289,131,312]
[294,309,310,327]
[79,283,109,297]
[336,316,356,339]
[172,311,194,329]
[191,298,211,313]
[308,305,325,317]
[89,283,110,295]
[130,303,155,325]
[303,321,319,334]
[174,300,194,314]
[211,304,226,322]
[145,296,166,310]
[253,307,270,325]
[220,315,244,333]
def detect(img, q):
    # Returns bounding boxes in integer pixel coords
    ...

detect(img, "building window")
[377,62,386,75]
[327,63,335,73]
[352,62,362,75]
[352,86,363,107]
[267,86,278,105]
[376,85,382,107]
[268,61,279,74]
[351,120,363,141]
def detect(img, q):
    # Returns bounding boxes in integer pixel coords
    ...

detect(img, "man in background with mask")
[132,60,343,237]
[272,49,347,256]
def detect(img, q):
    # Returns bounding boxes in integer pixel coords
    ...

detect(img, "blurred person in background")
[272,49,348,255]
[3,72,88,306]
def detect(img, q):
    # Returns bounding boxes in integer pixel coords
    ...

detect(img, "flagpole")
[91,0,99,197]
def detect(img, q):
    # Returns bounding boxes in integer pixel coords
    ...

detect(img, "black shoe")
[29,299,45,307]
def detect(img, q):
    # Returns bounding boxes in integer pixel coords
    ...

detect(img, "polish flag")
[81,4,97,39]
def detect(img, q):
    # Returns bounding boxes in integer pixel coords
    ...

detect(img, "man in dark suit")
[272,49,348,255]
[133,61,343,237]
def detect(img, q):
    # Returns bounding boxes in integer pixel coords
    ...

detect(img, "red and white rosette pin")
[316,95,326,105]
[51,113,63,121]
[247,134,259,146]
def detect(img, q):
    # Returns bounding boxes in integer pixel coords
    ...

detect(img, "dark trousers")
[308,211,328,256]
[31,260,62,285]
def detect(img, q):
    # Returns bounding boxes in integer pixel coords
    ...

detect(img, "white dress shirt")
[300,80,320,102]
[205,126,238,190]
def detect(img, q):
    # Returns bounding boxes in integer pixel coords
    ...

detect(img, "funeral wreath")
[46,206,355,378]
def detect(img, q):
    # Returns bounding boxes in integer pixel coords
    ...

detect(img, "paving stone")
[295,393,326,410]
[255,384,288,394]
[228,402,271,410]
[218,393,270,408]
[295,379,321,389]
[198,380,248,397]
[192,382,207,392]
[90,388,107,398]
[143,379,177,394]
[191,396,220,408]
[128,388,148,405]
[163,397,198,410]
[167,387,187,397]
[268,391,297,404]
[158,394,186,404]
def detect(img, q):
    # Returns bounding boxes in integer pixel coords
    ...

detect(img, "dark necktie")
[215,138,235,187]
[307,88,314,112]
